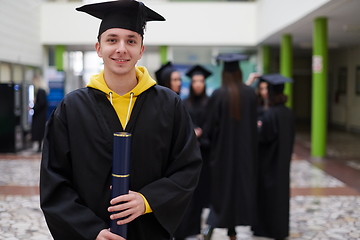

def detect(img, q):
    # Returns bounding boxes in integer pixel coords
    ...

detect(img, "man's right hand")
[96,229,125,240]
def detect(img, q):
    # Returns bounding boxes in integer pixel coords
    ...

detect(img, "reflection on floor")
[1,126,360,239]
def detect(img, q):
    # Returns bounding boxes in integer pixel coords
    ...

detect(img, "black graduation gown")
[174,96,211,238]
[40,86,202,240]
[31,88,47,141]
[203,84,258,228]
[252,104,295,239]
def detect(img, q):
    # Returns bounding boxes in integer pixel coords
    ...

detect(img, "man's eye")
[107,39,116,42]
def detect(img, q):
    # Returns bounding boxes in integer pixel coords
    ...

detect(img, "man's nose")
[116,41,127,54]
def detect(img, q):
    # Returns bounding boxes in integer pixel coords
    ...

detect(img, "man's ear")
[139,45,145,60]
[95,42,102,57]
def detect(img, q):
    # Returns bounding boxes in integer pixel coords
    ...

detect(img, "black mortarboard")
[216,53,249,72]
[260,73,293,94]
[155,62,175,86]
[259,73,293,85]
[185,65,212,79]
[76,0,165,38]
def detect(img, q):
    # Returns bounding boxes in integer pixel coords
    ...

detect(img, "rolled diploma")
[110,132,131,238]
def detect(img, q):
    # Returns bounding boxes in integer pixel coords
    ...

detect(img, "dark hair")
[161,68,175,89]
[269,93,288,106]
[221,68,243,121]
[267,83,288,106]
[256,92,265,106]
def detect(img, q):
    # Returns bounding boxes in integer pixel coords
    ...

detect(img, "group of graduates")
[155,54,295,240]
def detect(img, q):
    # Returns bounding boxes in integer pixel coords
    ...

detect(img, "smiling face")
[95,28,145,78]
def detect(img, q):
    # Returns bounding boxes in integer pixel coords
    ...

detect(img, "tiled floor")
[0,126,360,239]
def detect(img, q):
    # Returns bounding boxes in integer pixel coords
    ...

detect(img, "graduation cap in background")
[216,53,249,72]
[76,0,165,38]
[260,73,293,85]
[260,73,293,94]
[185,65,212,80]
[155,62,176,86]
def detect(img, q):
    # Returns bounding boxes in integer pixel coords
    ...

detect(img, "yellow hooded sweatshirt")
[86,66,155,213]
[87,66,156,129]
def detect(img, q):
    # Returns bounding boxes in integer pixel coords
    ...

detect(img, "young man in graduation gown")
[202,54,258,240]
[39,1,202,240]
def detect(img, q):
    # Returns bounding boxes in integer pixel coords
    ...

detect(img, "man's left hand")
[108,191,146,225]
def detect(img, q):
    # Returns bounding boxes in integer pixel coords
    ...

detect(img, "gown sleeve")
[137,98,203,237]
[40,104,108,240]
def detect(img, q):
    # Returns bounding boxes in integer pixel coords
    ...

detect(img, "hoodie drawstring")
[125,92,134,129]
[109,92,113,105]
[108,91,134,130]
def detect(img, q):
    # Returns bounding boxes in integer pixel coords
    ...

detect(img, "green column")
[55,45,65,71]
[311,17,328,157]
[159,46,168,64]
[262,45,271,74]
[280,34,293,108]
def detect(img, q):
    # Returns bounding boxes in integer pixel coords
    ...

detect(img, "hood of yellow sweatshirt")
[86,66,156,129]
[86,66,156,99]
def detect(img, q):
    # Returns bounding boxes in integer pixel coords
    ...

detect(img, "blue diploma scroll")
[110,132,131,238]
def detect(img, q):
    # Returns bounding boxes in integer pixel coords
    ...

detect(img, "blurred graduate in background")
[155,62,182,94]
[202,53,258,240]
[251,74,295,240]
[174,65,212,240]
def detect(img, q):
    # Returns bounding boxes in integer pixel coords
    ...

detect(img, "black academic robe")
[203,84,258,228]
[40,86,202,240]
[183,96,208,131]
[252,104,295,239]
[31,88,47,141]
[174,96,211,238]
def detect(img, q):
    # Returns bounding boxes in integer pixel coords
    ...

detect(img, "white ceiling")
[260,0,360,50]
[66,0,360,55]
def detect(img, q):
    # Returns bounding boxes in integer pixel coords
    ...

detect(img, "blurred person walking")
[202,53,258,240]
[251,74,295,240]
[31,75,48,152]
[174,65,212,240]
